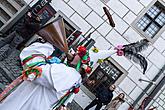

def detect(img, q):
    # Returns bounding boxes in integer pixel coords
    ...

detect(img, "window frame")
[132,0,165,43]
[0,1,28,33]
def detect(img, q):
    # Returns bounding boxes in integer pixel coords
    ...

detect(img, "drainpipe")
[132,64,165,108]
[144,75,165,108]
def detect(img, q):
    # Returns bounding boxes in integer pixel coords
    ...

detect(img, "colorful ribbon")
[51,83,80,110]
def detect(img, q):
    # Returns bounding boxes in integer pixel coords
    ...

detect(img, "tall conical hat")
[37,17,68,53]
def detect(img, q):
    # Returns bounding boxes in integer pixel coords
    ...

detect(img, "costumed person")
[0,17,92,110]
[0,41,88,110]
[104,93,125,110]
[38,16,92,81]
[84,84,116,110]
[0,10,41,61]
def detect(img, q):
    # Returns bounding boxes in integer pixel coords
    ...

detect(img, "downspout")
[132,64,165,108]
[144,75,165,108]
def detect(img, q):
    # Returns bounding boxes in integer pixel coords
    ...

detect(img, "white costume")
[0,42,81,110]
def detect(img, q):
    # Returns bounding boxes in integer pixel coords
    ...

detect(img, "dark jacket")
[96,86,113,104]
[15,14,41,40]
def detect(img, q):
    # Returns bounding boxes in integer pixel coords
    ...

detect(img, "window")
[147,77,165,110]
[133,0,165,42]
[84,59,125,94]
[37,4,56,25]
[0,0,26,33]
[14,0,25,7]
[0,0,17,15]
[0,8,11,21]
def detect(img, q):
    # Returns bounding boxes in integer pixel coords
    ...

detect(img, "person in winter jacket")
[84,84,116,110]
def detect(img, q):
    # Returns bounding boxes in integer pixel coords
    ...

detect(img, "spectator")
[0,11,41,61]
[104,93,125,110]
[86,79,96,87]
[84,84,116,110]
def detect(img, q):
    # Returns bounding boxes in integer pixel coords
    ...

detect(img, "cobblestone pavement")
[68,100,83,110]
[0,46,22,92]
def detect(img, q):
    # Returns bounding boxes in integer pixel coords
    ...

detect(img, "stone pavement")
[68,100,83,110]
[0,45,22,92]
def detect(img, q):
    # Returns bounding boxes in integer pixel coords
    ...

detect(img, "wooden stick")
[103,7,115,27]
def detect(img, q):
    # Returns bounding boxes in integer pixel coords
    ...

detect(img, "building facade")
[49,0,165,110]
[4,0,165,110]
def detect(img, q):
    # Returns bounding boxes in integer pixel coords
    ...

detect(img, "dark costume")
[15,13,41,42]
[0,12,41,61]
[84,86,113,110]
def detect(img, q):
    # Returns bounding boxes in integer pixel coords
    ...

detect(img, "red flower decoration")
[85,66,92,74]
[77,46,87,58]
[74,87,80,94]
